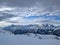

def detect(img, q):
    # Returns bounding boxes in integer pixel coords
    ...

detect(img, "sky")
[0,0,60,26]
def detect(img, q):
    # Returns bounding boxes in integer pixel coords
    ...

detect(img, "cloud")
[0,6,60,26]
[0,7,17,21]
[0,0,60,26]
[0,0,60,8]
[0,21,12,27]
[0,12,16,21]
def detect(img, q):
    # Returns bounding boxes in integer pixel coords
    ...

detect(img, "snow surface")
[0,32,60,45]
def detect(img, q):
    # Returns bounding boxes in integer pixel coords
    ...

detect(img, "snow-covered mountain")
[0,24,60,40]
[2,24,60,36]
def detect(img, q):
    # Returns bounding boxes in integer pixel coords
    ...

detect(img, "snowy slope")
[0,32,60,45]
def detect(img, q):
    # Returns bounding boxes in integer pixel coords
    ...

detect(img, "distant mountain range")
[1,24,60,36]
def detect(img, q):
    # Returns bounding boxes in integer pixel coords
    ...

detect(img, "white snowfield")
[0,32,60,45]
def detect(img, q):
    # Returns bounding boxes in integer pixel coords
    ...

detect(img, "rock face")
[53,29,60,36]
[2,24,60,36]
[37,29,54,35]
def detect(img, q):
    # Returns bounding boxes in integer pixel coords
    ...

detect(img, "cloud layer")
[0,0,60,26]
